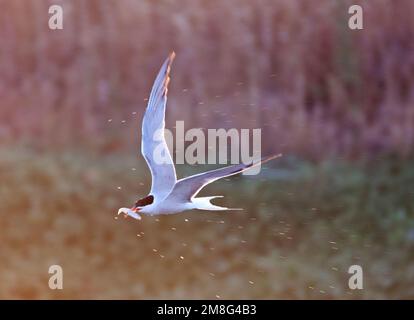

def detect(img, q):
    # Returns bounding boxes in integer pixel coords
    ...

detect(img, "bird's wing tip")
[161,52,176,97]
[261,153,283,163]
[167,51,176,65]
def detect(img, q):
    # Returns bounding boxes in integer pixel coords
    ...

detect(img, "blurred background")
[0,0,413,299]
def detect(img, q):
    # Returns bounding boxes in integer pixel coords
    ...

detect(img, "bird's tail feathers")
[192,196,243,211]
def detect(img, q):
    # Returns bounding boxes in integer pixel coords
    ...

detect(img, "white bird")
[118,52,281,220]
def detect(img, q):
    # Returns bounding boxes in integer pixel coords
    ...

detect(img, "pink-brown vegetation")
[0,0,413,158]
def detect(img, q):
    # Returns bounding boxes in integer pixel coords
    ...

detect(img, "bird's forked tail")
[191,196,243,211]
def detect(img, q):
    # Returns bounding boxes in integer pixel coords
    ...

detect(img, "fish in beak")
[117,207,142,220]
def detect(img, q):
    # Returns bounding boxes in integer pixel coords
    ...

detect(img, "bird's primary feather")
[141,52,177,203]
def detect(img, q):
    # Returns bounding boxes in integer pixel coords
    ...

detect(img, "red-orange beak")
[131,206,140,213]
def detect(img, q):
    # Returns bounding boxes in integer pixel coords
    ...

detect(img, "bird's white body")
[119,195,231,219]
[133,200,193,216]
[118,52,280,220]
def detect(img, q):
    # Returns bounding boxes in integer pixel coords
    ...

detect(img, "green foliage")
[1,148,413,298]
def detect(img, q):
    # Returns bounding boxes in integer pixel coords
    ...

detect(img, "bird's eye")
[134,195,154,207]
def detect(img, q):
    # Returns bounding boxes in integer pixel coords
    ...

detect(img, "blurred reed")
[0,0,413,159]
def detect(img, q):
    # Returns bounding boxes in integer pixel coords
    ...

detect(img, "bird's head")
[117,195,154,220]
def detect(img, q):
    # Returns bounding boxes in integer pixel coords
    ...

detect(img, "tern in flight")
[118,52,281,220]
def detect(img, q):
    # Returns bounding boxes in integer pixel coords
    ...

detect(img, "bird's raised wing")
[141,52,177,202]
[166,154,282,202]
